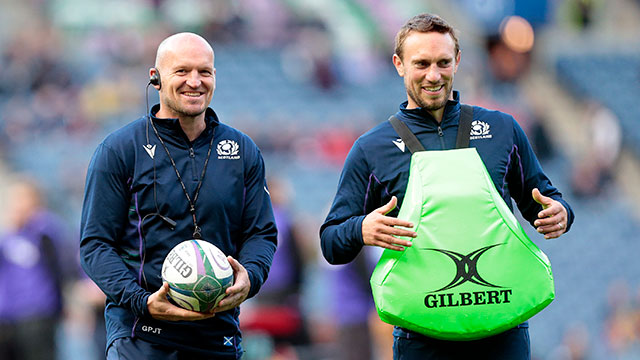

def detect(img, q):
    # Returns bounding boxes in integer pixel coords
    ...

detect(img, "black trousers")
[107,337,239,360]
[393,327,531,360]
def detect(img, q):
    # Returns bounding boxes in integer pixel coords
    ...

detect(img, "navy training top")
[320,91,574,265]
[80,105,277,358]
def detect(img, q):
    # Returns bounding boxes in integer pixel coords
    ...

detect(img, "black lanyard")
[149,119,215,239]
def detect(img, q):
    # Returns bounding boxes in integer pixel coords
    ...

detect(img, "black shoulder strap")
[455,104,474,149]
[389,104,474,153]
[389,115,425,153]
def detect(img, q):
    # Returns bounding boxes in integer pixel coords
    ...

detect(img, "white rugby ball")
[161,240,234,312]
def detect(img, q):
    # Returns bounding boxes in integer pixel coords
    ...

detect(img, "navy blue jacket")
[80,105,277,357]
[320,92,574,265]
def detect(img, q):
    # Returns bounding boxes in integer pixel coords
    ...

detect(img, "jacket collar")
[149,104,220,146]
[397,90,461,129]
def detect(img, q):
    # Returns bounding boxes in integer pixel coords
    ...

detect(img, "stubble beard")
[163,95,207,118]
[406,78,453,112]
[411,92,448,111]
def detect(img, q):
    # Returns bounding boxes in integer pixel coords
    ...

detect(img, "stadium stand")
[1,1,640,359]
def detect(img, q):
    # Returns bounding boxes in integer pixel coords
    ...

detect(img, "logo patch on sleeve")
[223,336,234,346]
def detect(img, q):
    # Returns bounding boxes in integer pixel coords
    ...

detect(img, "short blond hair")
[394,13,460,61]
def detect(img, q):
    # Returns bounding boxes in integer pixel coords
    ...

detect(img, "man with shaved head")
[152,33,216,134]
[80,33,277,359]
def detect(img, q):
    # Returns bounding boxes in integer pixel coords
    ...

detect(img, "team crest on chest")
[217,140,240,160]
[469,121,492,140]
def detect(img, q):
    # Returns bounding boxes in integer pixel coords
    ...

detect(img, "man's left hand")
[212,256,250,313]
[532,188,568,239]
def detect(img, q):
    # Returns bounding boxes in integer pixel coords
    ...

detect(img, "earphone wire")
[139,81,165,289]
[145,83,151,145]
[145,82,161,215]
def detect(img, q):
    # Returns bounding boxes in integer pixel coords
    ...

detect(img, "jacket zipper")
[437,126,445,149]
[189,147,197,181]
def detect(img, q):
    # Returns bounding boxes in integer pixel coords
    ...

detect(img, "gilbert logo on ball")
[161,240,234,312]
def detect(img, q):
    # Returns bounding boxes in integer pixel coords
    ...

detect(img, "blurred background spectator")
[327,247,393,360]
[241,177,312,360]
[570,100,622,198]
[1,0,640,359]
[0,177,76,360]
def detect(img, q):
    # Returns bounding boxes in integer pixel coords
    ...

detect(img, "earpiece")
[149,67,161,89]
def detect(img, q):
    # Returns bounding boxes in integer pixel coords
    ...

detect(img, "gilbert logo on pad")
[425,244,504,292]
[421,244,513,309]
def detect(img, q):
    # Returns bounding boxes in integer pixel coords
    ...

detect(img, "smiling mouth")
[422,85,444,93]
[182,92,202,98]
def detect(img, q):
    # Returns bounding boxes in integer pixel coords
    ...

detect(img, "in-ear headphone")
[149,67,161,89]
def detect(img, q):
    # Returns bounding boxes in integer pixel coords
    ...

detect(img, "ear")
[454,50,461,73]
[392,54,405,77]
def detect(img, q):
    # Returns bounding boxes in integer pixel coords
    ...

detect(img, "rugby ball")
[161,240,234,312]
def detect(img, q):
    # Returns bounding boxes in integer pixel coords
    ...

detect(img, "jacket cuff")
[133,292,151,318]
[245,268,260,299]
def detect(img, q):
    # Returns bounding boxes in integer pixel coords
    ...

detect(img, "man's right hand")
[147,282,215,321]
[362,196,416,251]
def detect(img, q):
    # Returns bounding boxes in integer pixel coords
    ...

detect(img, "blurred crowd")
[603,280,640,360]
[1,0,639,359]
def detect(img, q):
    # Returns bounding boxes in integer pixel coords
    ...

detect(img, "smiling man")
[320,13,574,359]
[393,29,459,118]
[151,34,215,140]
[80,33,277,359]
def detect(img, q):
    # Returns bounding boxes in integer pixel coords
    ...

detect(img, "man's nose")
[185,70,202,88]
[425,65,441,82]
